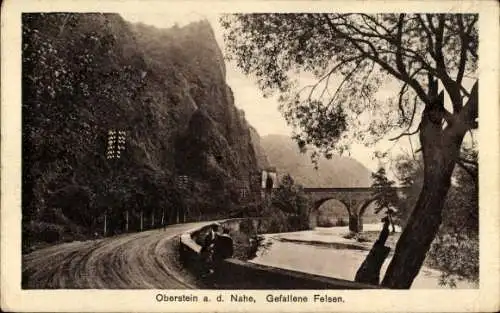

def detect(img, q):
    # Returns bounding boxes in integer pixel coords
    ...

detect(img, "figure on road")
[213,227,234,262]
[202,224,219,252]
[200,223,220,277]
[207,227,234,286]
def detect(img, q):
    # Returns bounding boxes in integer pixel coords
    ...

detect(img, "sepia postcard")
[1,0,499,312]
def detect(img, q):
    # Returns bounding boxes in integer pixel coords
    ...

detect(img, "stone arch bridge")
[303,187,409,232]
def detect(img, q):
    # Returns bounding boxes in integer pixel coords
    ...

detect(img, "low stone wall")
[178,218,381,289]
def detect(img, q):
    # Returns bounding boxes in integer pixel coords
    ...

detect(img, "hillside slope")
[260,135,373,188]
[22,13,260,250]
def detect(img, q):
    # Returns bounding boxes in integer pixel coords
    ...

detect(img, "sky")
[119,11,474,175]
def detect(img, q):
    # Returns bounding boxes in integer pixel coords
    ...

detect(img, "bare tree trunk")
[348,214,359,233]
[381,105,465,288]
[358,215,364,232]
[381,170,452,287]
[355,219,391,284]
[104,214,107,237]
[140,210,143,231]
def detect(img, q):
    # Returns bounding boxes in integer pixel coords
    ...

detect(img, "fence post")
[125,210,129,232]
[104,213,107,237]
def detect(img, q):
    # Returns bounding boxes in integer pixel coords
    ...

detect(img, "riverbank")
[249,224,477,289]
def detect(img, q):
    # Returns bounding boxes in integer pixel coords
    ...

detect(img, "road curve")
[22,222,209,289]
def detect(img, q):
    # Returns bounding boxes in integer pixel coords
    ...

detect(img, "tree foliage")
[221,13,478,158]
[221,13,478,288]
[271,174,311,229]
[22,13,258,249]
[22,13,150,234]
[370,167,399,214]
[272,174,310,214]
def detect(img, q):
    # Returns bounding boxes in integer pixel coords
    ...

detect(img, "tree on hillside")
[271,174,311,230]
[221,13,478,288]
[22,13,150,238]
[370,167,399,232]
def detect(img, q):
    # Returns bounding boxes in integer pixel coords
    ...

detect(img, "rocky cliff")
[249,126,271,169]
[22,13,260,248]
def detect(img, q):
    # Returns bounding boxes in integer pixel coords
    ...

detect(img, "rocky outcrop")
[22,13,260,245]
[248,126,271,169]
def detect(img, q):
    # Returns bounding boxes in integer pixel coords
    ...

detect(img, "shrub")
[426,232,479,287]
[258,205,290,233]
[316,217,335,227]
[343,231,357,240]
[246,234,266,260]
[22,221,63,252]
[317,216,348,228]
[342,231,369,242]
[335,217,348,227]
[355,234,370,242]
[239,218,256,235]
[287,214,309,231]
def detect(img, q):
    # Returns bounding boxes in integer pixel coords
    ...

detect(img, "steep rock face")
[248,125,271,169]
[22,13,260,244]
[132,20,260,213]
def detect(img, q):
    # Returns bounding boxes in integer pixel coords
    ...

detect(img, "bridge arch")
[309,197,351,228]
[355,197,382,232]
[312,197,351,216]
[358,197,380,217]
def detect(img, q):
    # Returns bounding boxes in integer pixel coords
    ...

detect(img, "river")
[248,226,477,289]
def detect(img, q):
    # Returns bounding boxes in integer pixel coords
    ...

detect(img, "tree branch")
[429,15,464,113]
[319,14,471,119]
[456,15,469,86]
[327,59,363,106]
[416,15,435,58]
[459,81,478,130]
[359,14,393,35]
[301,55,363,100]
[395,14,408,76]
[344,34,431,107]
[357,61,376,101]
[396,83,410,123]
[389,126,420,141]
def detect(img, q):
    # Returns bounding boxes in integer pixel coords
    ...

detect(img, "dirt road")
[22,222,208,289]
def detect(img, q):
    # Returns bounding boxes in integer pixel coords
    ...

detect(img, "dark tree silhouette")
[271,174,311,230]
[371,167,399,232]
